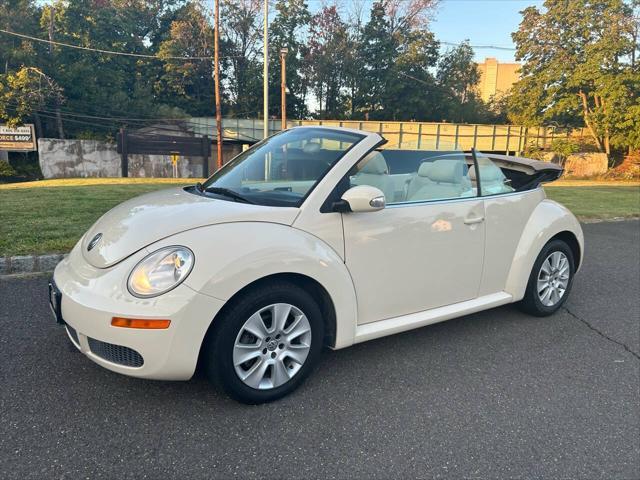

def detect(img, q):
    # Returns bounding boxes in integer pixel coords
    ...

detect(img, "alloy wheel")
[233,303,312,390]
[537,251,570,307]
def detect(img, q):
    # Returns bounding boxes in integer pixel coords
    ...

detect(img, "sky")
[430,0,544,62]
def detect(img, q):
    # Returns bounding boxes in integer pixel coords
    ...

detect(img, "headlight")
[128,247,194,298]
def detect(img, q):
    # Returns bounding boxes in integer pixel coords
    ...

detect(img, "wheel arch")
[504,199,584,301]
[202,272,338,349]
[550,230,582,271]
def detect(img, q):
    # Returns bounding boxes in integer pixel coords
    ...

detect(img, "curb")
[0,254,67,276]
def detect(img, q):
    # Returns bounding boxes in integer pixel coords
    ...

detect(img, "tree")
[0,66,64,136]
[389,29,439,120]
[268,0,311,119]
[353,0,439,120]
[0,0,40,74]
[306,6,351,118]
[509,0,639,154]
[222,0,263,117]
[156,1,223,116]
[355,2,395,118]
[435,41,483,123]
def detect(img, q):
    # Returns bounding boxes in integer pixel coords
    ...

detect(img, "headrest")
[360,153,388,174]
[427,160,464,183]
[469,164,504,182]
[303,142,321,154]
[417,162,432,177]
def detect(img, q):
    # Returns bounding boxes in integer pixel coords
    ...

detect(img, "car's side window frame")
[321,147,535,213]
[471,148,482,197]
[347,150,482,208]
[320,140,387,213]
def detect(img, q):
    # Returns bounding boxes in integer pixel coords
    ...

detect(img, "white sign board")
[0,124,37,151]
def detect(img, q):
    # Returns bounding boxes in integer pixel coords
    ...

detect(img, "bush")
[0,159,17,177]
[550,139,580,166]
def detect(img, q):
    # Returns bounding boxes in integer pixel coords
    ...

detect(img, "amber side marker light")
[111,317,171,329]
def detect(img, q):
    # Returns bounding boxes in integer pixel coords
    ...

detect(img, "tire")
[519,239,575,317]
[203,281,324,404]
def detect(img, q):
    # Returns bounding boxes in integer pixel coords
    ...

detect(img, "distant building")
[476,58,521,102]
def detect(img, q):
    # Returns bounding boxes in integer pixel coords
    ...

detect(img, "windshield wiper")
[203,186,254,204]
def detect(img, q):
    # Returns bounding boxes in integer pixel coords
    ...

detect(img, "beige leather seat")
[302,141,321,154]
[469,164,513,195]
[407,160,469,201]
[352,152,394,200]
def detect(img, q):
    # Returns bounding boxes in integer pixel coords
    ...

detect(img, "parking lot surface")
[1,220,638,479]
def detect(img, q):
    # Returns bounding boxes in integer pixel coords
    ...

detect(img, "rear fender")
[505,199,584,301]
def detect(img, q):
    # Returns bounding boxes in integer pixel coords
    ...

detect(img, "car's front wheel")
[519,239,575,316]
[204,281,324,404]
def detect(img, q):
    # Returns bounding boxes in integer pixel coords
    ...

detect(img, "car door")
[342,151,486,326]
[472,152,545,296]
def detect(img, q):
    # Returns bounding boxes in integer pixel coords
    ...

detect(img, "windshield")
[201,128,364,207]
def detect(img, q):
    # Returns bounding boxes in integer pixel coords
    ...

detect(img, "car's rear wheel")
[519,239,575,316]
[204,282,324,404]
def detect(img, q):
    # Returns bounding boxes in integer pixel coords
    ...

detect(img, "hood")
[81,187,299,268]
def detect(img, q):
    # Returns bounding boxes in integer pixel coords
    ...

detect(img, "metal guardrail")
[186,118,586,154]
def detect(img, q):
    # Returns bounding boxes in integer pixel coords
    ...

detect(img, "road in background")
[1,221,638,479]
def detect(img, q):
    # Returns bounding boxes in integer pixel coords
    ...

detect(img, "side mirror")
[338,185,386,213]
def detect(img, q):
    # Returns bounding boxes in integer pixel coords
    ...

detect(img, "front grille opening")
[88,337,144,368]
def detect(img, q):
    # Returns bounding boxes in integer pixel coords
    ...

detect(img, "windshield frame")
[199,127,367,208]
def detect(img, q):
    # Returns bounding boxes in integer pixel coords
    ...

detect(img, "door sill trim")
[353,292,513,344]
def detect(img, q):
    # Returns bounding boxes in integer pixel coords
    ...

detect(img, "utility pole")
[48,7,64,139]
[280,47,288,130]
[263,0,269,139]
[214,0,223,170]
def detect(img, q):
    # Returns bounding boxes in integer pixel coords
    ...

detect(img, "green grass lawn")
[544,186,639,220]
[0,182,638,256]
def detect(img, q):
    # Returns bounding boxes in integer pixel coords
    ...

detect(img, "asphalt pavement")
[1,220,638,479]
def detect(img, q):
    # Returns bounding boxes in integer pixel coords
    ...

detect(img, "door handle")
[464,216,485,225]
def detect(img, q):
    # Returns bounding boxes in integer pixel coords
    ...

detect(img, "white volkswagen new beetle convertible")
[51,126,583,403]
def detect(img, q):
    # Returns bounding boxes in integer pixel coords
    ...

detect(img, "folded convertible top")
[485,153,563,175]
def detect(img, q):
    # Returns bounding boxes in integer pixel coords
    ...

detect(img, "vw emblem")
[87,233,103,251]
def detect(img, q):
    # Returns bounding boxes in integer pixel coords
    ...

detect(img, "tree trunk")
[578,90,603,153]
[34,113,43,139]
[55,103,65,139]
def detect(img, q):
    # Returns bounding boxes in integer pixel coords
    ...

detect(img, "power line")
[440,40,516,51]
[0,28,245,61]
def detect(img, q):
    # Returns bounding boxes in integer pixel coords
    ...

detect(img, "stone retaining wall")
[563,152,609,177]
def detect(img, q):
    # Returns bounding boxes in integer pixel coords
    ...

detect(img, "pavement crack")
[562,306,640,361]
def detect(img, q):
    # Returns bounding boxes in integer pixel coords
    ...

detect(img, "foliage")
[267,0,311,118]
[0,67,64,127]
[0,0,492,133]
[509,0,639,154]
[155,1,223,116]
[306,6,351,118]
[222,0,263,117]
[435,41,484,122]
[353,0,440,120]
[0,160,17,177]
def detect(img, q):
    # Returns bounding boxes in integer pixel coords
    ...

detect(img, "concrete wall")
[37,138,229,178]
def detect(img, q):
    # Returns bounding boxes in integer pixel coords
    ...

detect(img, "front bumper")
[52,243,225,380]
